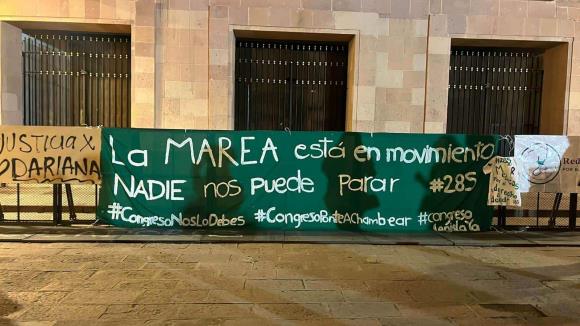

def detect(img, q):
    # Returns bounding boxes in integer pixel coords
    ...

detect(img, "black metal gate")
[22,30,131,127]
[235,39,348,131]
[447,47,577,230]
[447,47,543,140]
[0,31,131,225]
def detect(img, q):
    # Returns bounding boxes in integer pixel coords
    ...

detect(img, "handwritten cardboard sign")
[483,156,521,206]
[97,128,499,232]
[0,126,101,184]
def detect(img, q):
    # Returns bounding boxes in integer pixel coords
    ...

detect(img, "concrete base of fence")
[0,225,578,247]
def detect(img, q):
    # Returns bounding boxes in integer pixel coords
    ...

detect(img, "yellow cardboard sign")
[0,126,101,184]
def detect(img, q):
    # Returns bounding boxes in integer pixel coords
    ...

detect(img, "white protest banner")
[515,135,580,193]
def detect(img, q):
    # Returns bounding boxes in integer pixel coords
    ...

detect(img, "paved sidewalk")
[0,242,579,325]
[0,225,579,246]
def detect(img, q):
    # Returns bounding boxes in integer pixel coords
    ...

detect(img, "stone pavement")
[0,225,580,247]
[0,240,579,325]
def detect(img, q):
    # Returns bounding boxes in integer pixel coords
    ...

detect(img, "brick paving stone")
[303,279,368,290]
[54,321,153,326]
[175,303,254,319]
[25,234,121,242]
[0,243,578,324]
[380,317,454,325]
[204,289,290,304]
[252,303,331,319]
[403,281,481,304]
[277,290,346,303]
[535,297,580,319]
[292,318,383,325]
[94,261,147,270]
[220,319,277,326]
[327,302,400,318]
[365,233,453,245]
[517,232,580,246]
[117,234,203,242]
[99,304,179,320]
[449,317,528,326]
[176,253,232,263]
[203,233,285,242]
[168,319,230,326]
[141,262,199,269]
[134,289,209,304]
[62,290,145,305]
[469,303,547,318]
[342,288,415,303]
[113,280,185,291]
[0,234,33,241]
[153,269,203,280]
[244,279,304,290]
[440,232,535,246]
[4,292,67,306]
[18,304,108,321]
[400,304,478,319]
[0,304,22,320]
[89,269,159,281]
[284,232,369,243]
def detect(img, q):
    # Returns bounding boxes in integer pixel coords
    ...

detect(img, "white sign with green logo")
[515,135,580,193]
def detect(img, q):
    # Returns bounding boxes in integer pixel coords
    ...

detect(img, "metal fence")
[496,192,578,230]
[0,183,98,224]
[1,182,577,229]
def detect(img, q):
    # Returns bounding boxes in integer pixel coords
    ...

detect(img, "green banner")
[97,128,498,232]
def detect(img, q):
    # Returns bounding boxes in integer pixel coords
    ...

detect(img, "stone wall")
[206,2,429,132]
[425,0,579,135]
[0,0,579,135]
[0,22,22,125]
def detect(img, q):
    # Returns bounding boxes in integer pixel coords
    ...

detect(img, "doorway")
[234,38,348,131]
[21,30,130,127]
[447,47,544,140]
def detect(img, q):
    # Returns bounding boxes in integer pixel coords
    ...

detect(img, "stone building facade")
[0,0,579,135]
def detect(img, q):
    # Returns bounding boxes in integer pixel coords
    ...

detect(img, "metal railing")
[0,182,576,230]
[497,192,578,230]
[0,183,98,224]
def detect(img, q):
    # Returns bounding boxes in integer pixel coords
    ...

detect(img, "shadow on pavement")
[0,291,20,325]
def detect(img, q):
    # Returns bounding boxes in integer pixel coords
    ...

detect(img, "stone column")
[0,22,23,125]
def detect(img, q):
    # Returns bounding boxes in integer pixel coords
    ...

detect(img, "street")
[0,242,578,325]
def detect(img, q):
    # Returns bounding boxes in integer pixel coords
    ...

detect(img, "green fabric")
[97,128,498,232]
